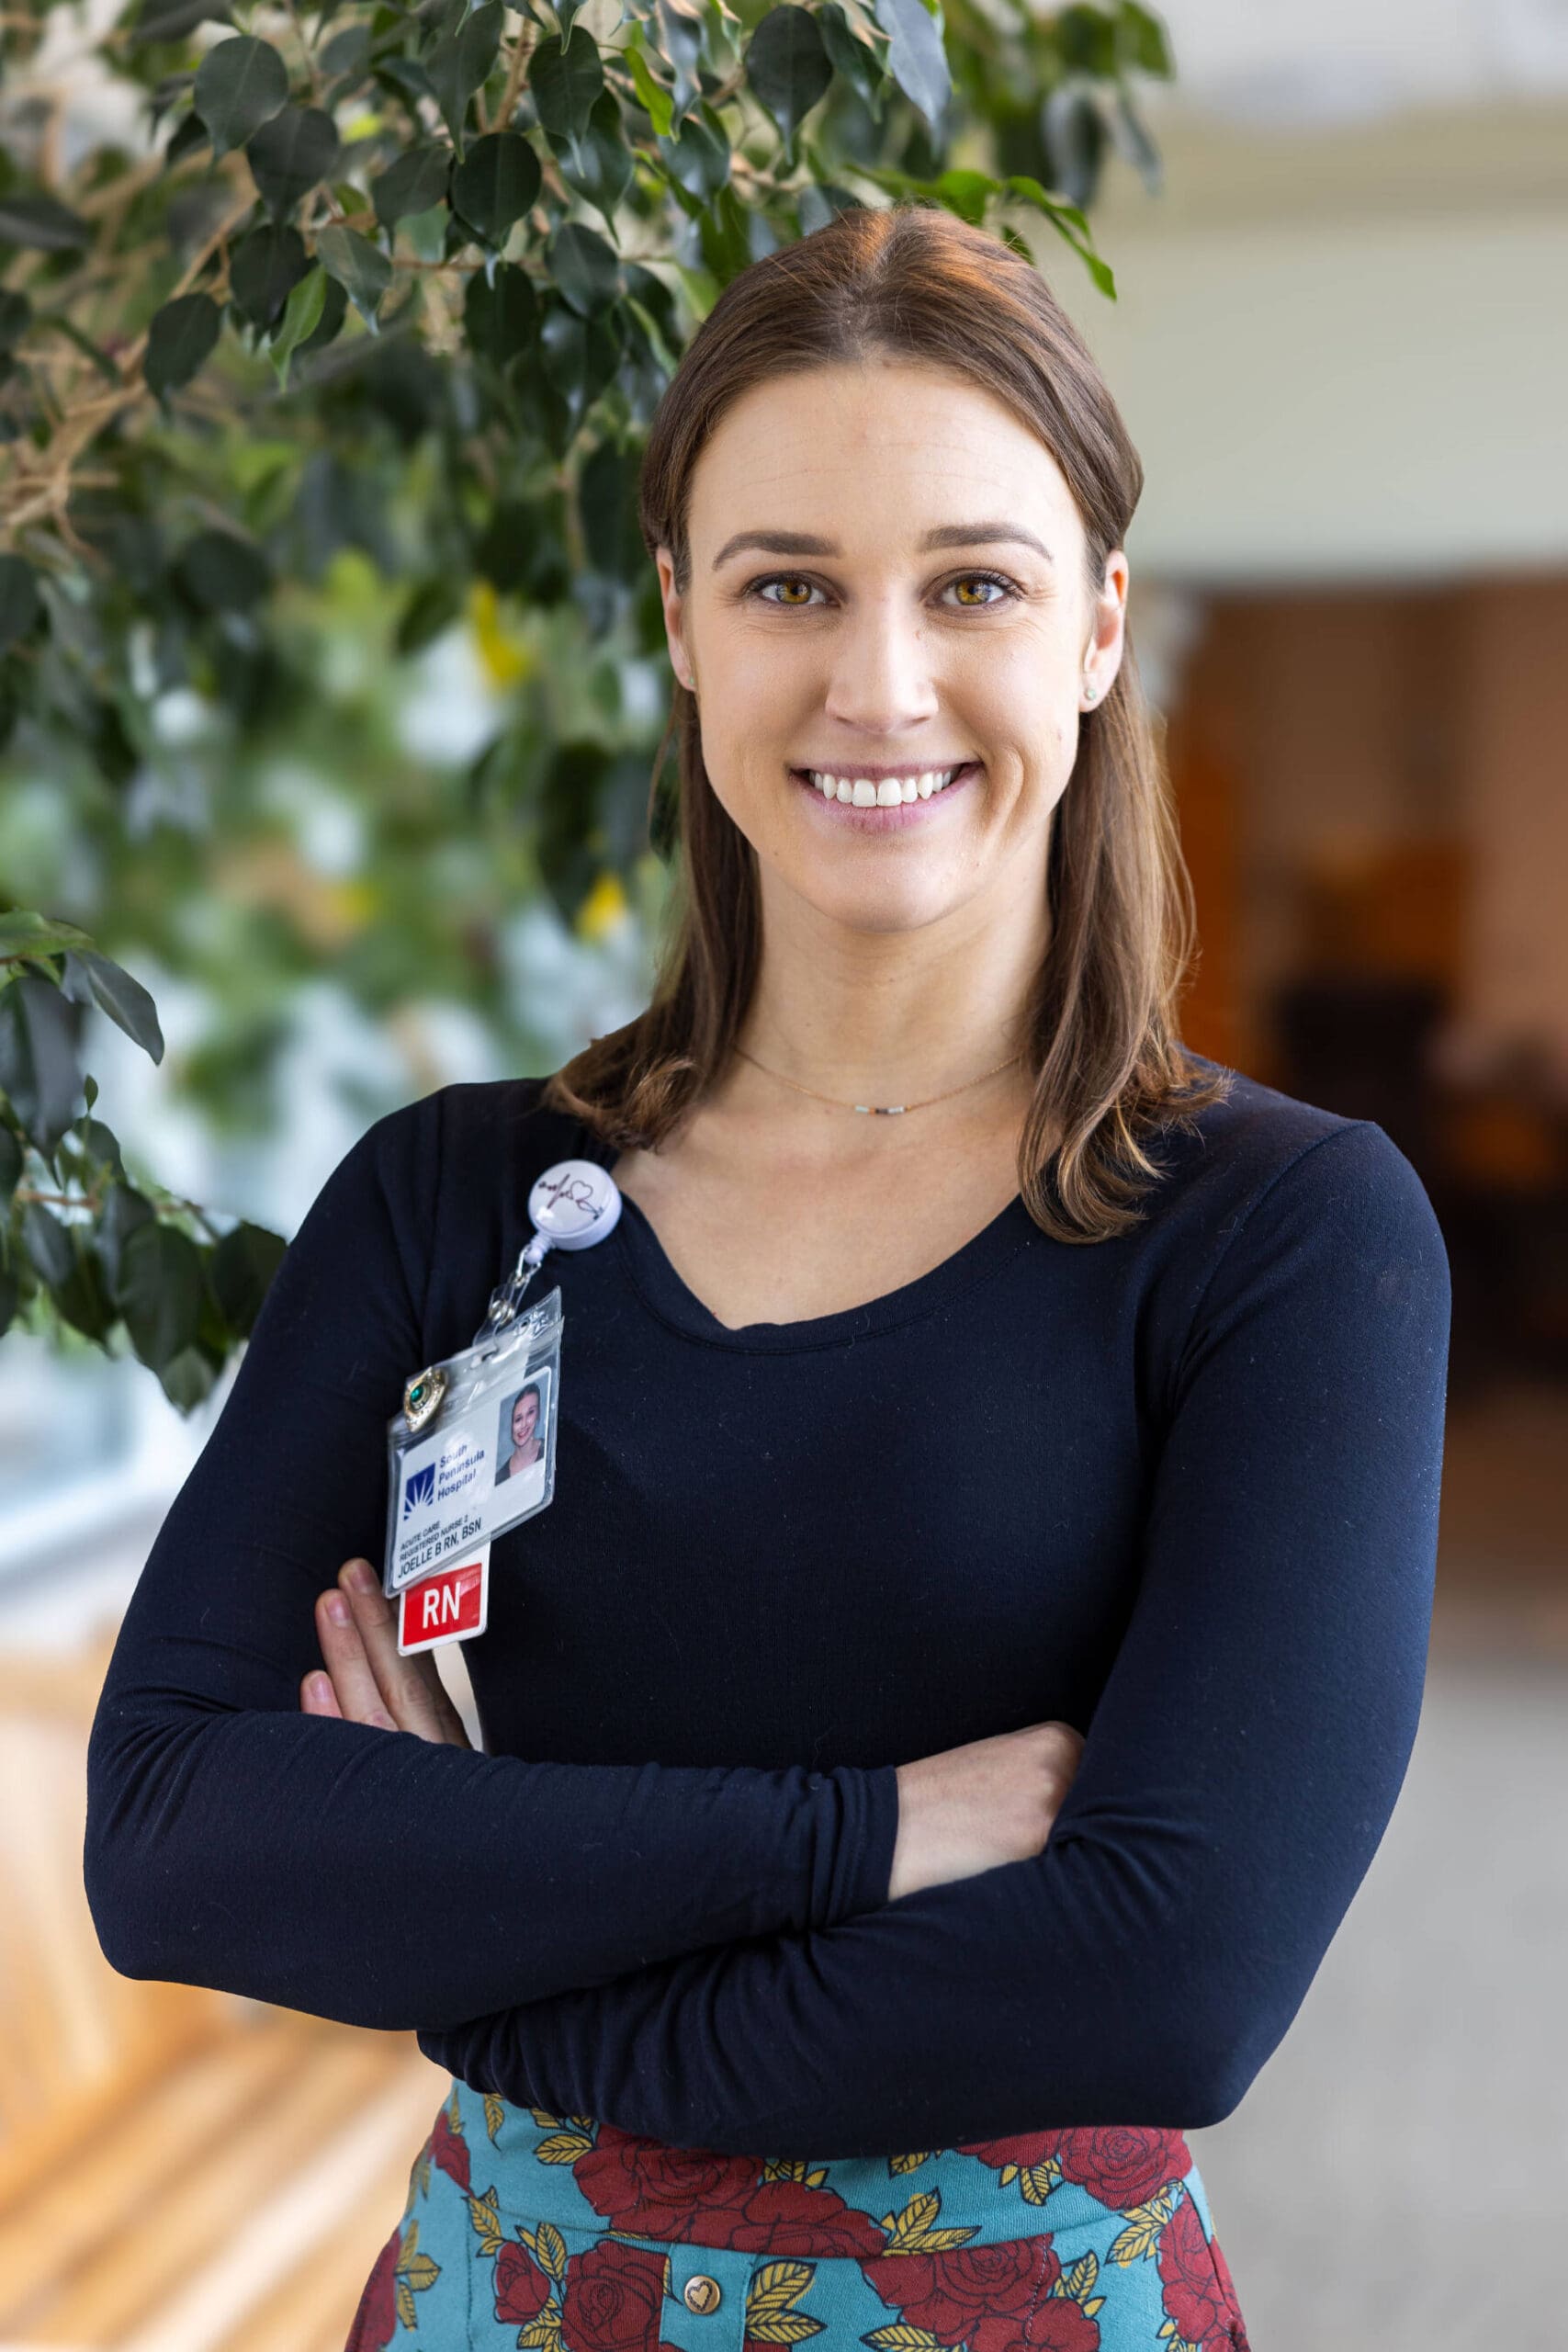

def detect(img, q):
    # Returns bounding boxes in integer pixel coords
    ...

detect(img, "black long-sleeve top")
[84,1057,1450,2159]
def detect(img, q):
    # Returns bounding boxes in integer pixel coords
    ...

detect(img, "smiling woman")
[84,204,1450,2352]
[547,202,1224,1265]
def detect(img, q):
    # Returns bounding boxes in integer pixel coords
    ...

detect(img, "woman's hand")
[888,1718,1085,1901]
[300,1557,473,1747]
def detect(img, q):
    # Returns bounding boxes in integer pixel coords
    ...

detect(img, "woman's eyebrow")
[711,523,1055,570]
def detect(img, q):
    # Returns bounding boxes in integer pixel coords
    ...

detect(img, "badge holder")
[382,1159,621,1656]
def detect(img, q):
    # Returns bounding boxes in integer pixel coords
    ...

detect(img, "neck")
[731,866,1049,1114]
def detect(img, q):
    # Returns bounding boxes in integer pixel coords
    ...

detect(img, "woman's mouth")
[787,762,980,831]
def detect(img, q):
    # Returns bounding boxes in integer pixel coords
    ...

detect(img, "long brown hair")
[544,201,1231,1242]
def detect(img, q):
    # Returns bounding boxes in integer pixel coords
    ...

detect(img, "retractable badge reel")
[381,1161,621,1657]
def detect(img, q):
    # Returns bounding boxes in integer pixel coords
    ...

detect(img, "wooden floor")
[0,1639,452,2352]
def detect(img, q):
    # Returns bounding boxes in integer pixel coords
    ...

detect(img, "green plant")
[0,0,1173,1401]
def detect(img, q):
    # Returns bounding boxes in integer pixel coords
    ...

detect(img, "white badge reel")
[381,1159,621,1655]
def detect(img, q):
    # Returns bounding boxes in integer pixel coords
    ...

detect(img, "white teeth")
[809,764,963,801]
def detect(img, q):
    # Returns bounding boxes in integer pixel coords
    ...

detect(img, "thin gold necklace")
[733,1043,1025,1116]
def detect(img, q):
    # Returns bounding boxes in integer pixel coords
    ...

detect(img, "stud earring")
[1083,680,1097,703]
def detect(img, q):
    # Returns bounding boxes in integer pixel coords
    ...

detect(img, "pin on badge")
[401,1363,447,1433]
[398,1542,491,1655]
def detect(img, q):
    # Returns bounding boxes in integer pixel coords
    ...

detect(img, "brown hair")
[543,200,1231,1241]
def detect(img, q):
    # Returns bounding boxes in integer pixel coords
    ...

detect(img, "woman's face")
[511,1392,538,1449]
[656,356,1128,937]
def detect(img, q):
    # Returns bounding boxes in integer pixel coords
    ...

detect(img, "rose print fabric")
[344,2086,1250,2351]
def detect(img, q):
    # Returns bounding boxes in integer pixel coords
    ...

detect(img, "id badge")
[382,1283,562,1623]
[378,1155,621,1656]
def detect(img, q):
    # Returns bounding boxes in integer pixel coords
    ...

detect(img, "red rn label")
[398,1544,490,1655]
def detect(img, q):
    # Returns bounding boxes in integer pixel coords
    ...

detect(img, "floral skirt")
[345,2081,1251,2352]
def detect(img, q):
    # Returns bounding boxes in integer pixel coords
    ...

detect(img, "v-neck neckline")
[569,1114,1039,1351]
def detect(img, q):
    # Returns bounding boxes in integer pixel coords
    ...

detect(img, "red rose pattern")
[1158,2193,1247,2348]
[430,2096,471,2192]
[863,2238,1047,2335]
[558,2236,668,2352]
[494,2236,553,2326]
[576,2122,887,2257]
[959,2124,1193,2214]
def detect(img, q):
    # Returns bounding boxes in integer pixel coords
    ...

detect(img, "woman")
[497,1381,546,1485]
[85,207,1450,2352]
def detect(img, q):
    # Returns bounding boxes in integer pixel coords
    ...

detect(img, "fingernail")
[326,1593,349,1624]
[310,1674,332,1701]
[346,1560,377,1593]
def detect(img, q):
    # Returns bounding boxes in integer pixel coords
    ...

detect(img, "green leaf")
[463,260,537,364]
[659,109,730,206]
[246,104,341,218]
[22,1202,74,1290]
[0,1122,22,1197]
[175,526,272,613]
[744,6,831,153]
[0,910,94,959]
[144,291,223,399]
[315,223,392,328]
[131,0,231,40]
[372,144,453,232]
[0,555,42,656]
[0,976,81,1156]
[269,265,329,387]
[54,1242,116,1344]
[627,41,672,138]
[209,1218,287,1333]
[450,131,541,246]
[96,1182,157,1300]
[229,221,310,330]
[1119,0,1174,77]
[0,289,31,349]
[194,35,289,160]
[546,220,620,319]
[998,172,1115,296]
[57,947,165,1062]
[578,435,643,580]
[0,194,90,251]
[817,5,886,118]
[297,273,348,358]
[73,1114,126,1182]
[870,0,948,130]
[528,29,603,143]
[537,299,620,436]
[158,1343,221,1414]
[556,86,634,229]
[427,0,503,155]
[118,1218,207,1372]
[396,575,465,654]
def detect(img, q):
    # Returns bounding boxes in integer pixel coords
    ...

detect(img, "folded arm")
[419,1121,1451,2155]
[84,1091,899,2032]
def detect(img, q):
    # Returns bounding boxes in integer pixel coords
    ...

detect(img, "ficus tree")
[0,0,1173,1406]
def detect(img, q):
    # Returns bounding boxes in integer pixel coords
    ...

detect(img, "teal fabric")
[344,2083,1250,2350]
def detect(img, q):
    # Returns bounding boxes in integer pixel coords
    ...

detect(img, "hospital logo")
[403,1464,435,1517]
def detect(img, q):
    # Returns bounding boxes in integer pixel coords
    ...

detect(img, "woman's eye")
[747,571,1020,611]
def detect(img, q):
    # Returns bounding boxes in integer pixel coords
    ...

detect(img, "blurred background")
[3,2,1566,2346]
